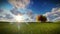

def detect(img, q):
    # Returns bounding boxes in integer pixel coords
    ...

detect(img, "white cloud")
[44,7,60,22]
[8,0,30,9]
[8,0,36,22]
[0,9,16,22]
[11,8,36,22]
[0,8,36,22]
[53,17,60,22]
[0,0,36,22]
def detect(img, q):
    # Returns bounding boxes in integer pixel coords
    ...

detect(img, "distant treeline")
[0,21,60,23]
[0,21,10,23]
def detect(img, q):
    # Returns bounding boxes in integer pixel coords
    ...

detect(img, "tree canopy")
[36,15,47,22]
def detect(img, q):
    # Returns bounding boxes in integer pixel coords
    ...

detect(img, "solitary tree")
[36,15,47,22]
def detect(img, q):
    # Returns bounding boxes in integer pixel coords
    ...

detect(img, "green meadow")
[0,22,60,34]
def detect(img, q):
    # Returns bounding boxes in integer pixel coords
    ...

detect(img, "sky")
[28,0,60,14]
[0,0,60,14]
[0,0,60,22]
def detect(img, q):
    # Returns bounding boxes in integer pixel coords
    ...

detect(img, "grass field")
[0,22,60,34]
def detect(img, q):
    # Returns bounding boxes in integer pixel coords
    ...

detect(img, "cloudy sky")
[0,0,60,22]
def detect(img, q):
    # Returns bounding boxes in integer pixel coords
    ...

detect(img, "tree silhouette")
[36,15,47,22]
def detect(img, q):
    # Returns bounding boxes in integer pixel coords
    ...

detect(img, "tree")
[36,15,47,22]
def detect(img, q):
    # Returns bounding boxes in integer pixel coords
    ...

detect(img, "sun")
[15,14,25,22]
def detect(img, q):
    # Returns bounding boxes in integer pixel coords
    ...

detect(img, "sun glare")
[15,14,25,22]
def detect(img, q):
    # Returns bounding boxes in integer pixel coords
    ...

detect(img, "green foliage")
[0,22,60,34]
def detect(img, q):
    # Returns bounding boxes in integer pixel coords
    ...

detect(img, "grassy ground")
[0,22,60,34]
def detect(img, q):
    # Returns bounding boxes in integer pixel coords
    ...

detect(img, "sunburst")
[15,14,25,22]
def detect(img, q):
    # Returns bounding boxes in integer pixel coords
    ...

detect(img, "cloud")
[25,10,36,22]
[10,8,22,15]
[53,17,60,22]
[8,0,30,9]
[0,8,3,13]
[0,0,36,22]
[44,7,60,22]
[8,0,36,22]
[8,4,36,22]
[0,9,16,22]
